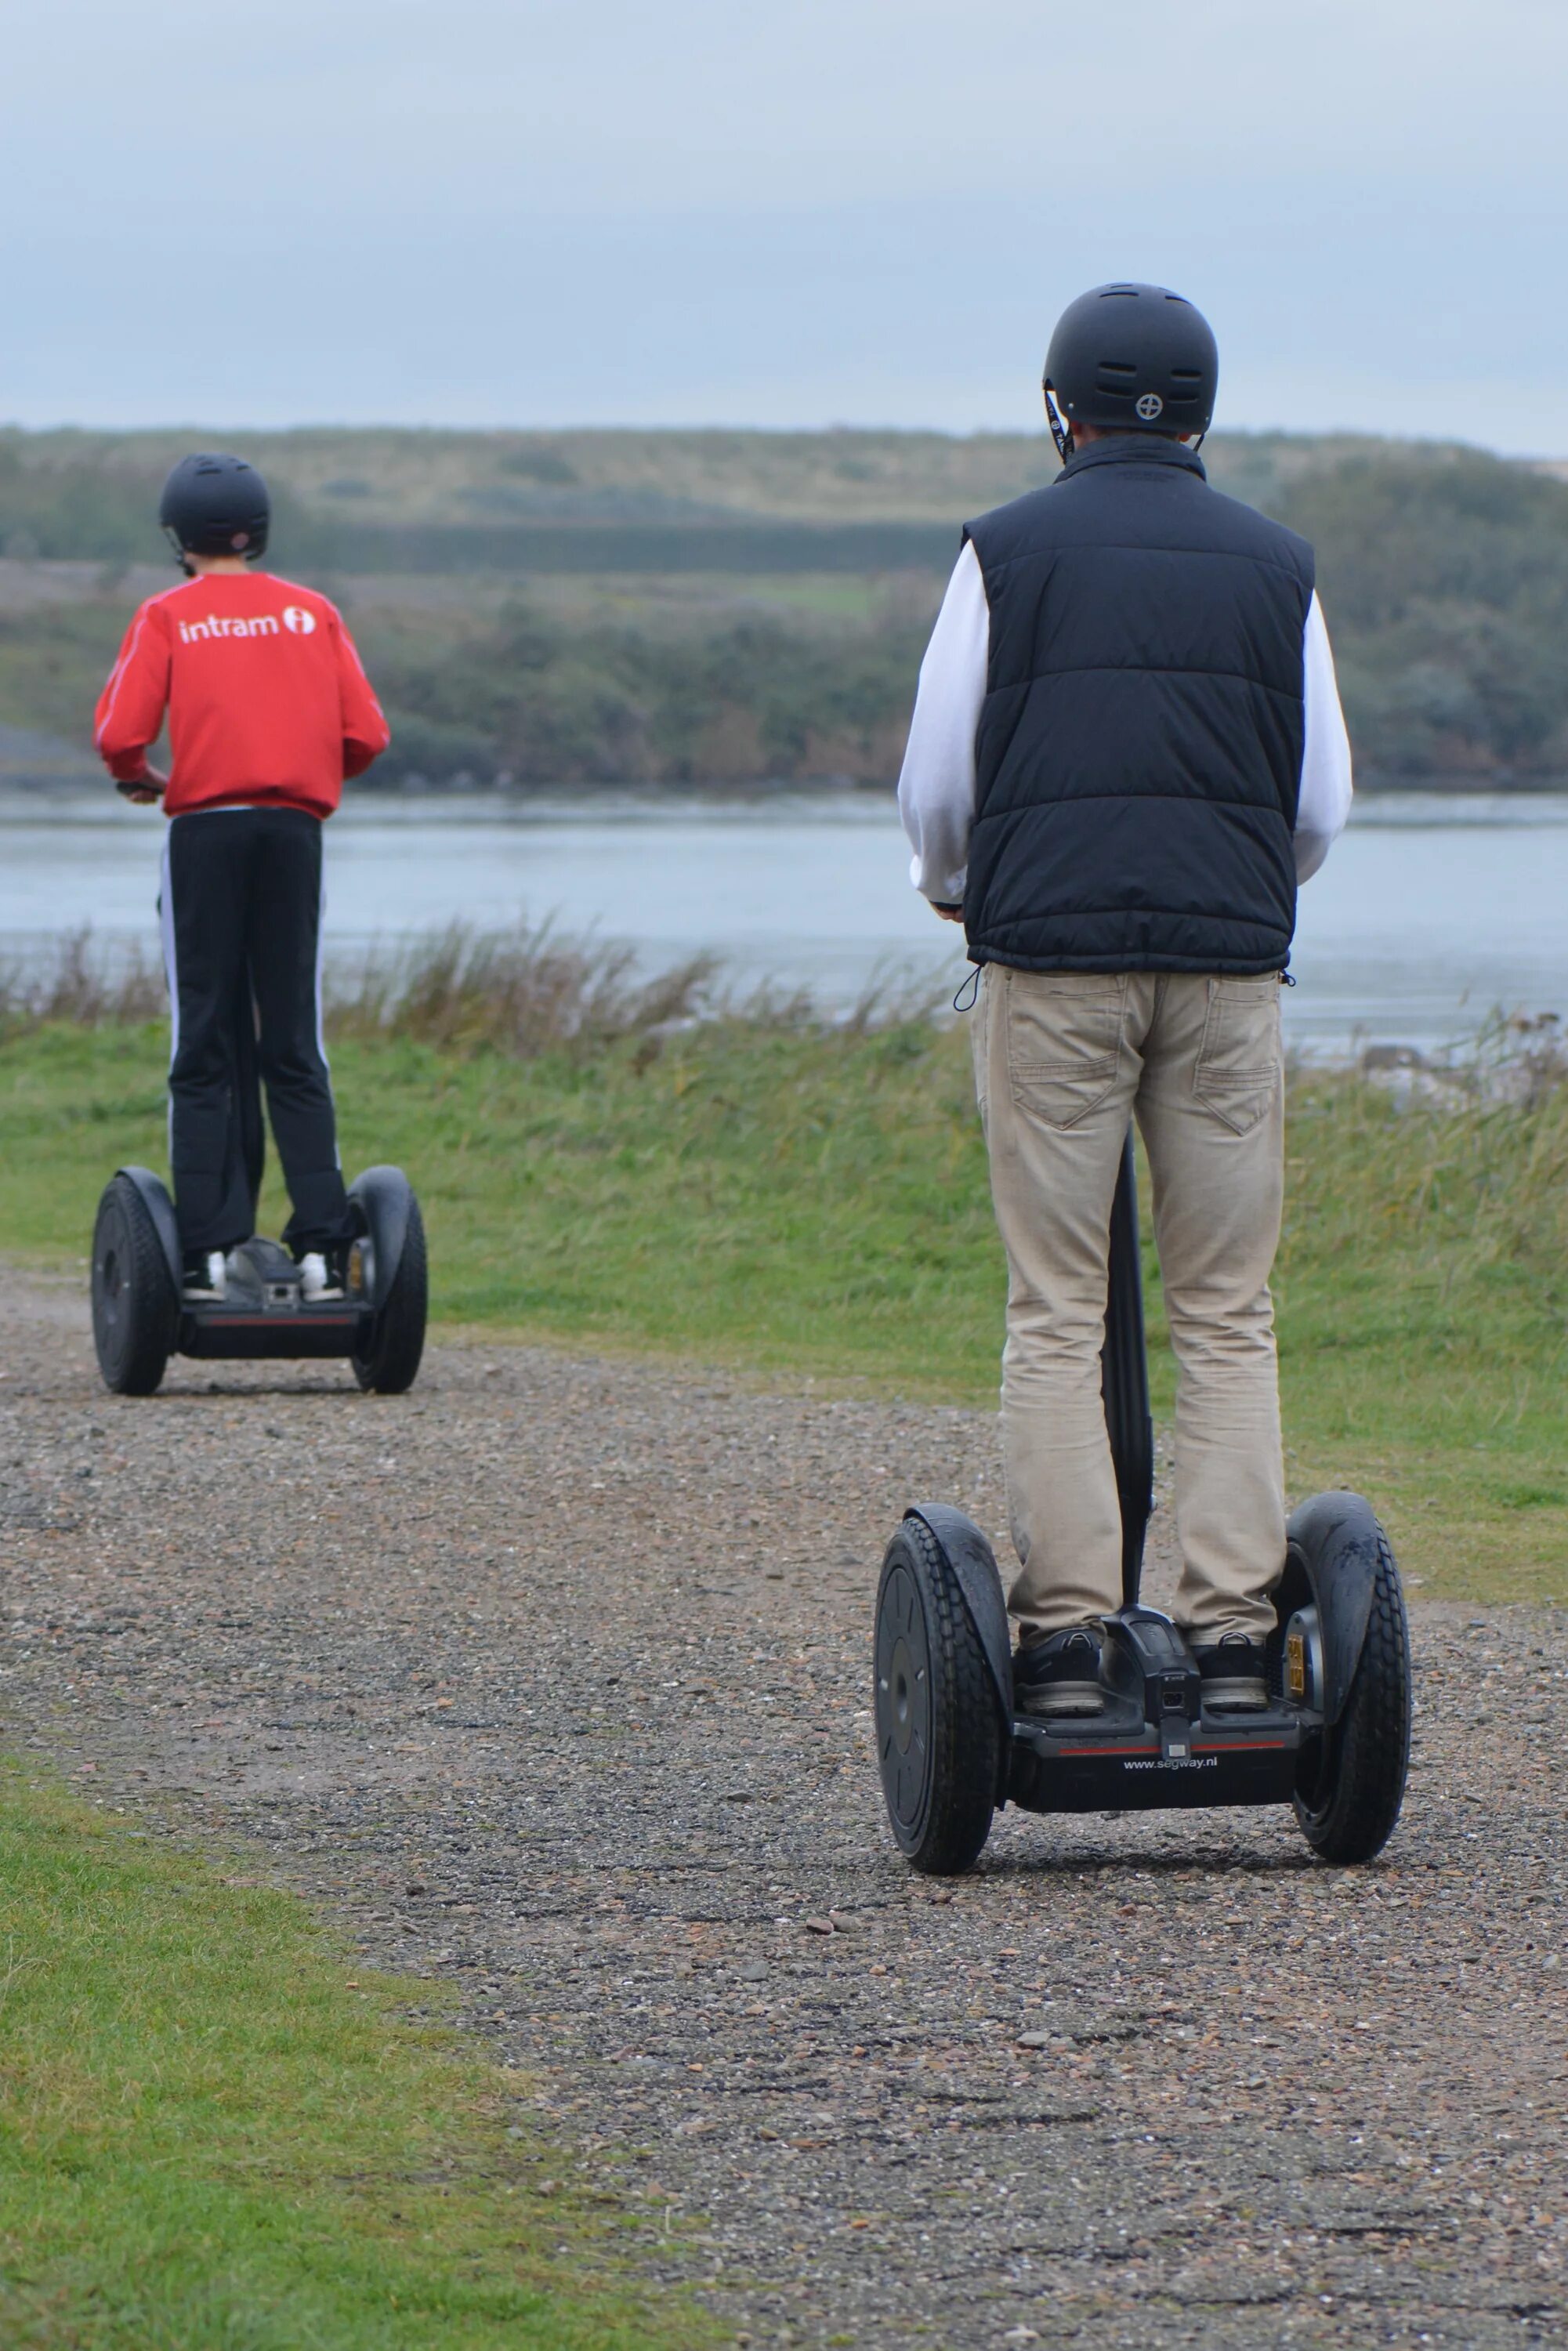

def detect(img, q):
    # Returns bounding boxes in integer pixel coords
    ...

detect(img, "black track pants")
[160,806,353,1256]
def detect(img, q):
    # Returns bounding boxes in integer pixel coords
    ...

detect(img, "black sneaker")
[1014,1626,1106,1719]
[1193,1635,1269,1712]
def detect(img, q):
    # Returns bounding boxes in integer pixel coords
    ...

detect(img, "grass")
[0,1761,702,2351]
[1,971,1564,1603]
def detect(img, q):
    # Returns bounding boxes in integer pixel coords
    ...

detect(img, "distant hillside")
[3,426,1568,787]
[0,424,1425,571]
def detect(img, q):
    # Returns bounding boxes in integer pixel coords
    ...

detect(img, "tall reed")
[0,920,947,1059]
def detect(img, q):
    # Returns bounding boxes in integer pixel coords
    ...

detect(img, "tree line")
[3,432,1566,786]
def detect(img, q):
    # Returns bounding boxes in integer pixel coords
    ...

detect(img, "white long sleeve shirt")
[897,538,1353,905]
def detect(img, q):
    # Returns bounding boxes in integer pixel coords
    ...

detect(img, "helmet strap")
[1043,383,1074,463]
[162,525,196,578]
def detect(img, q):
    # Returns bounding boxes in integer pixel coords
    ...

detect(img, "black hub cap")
[876,1560,932,1834]
[93,1201,130,1360]
[99,1242,124,1331]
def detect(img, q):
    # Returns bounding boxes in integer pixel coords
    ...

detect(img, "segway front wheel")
[352,1190,427,1396]
[1293,1507,1411,1866]
[91,1174,178,1396]
[874,1515,1002,1875]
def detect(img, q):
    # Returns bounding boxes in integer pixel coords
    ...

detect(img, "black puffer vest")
[962,438,1314,973]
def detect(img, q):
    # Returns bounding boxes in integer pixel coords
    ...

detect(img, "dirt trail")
[2,1262,1564,2349]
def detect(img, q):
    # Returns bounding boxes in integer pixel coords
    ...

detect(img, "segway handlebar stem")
[1103,1132,1155,1607]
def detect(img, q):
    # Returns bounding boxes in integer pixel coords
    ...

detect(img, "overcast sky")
[4,0,1565,447]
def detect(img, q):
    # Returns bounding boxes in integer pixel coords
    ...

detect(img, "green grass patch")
[0,1759,701,2350]
[2,1015,1564,1603]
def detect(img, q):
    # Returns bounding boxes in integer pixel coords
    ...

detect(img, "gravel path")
[2,1261,1564,2350]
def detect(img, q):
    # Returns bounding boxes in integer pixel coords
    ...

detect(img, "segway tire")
[91,1174,178,1396]
[874,1515,1001,1877]
[352,1192,427,1396]
[1295,1521,1410,1866]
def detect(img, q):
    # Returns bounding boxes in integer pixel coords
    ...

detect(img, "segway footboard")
[172,1231,371,1358]
[1009,1722,1303,1817]
[1007,1606,1304,1816]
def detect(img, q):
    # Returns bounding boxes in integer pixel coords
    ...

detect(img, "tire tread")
[1295,1525,1410,1866]
[353,1197,427,1395]
[879,1519,1001,1877]
[91,1177,176,1397]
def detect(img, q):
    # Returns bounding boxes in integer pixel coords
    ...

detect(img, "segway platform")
[179,1236,367,1360]
[1007,1604,1305,1815]
[874,1140,1412,1875]
[91,1165,427,1397]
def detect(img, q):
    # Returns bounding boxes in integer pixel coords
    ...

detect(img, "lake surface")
[1,787,1563,1057]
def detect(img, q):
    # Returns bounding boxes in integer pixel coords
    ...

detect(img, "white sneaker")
[298,1252,342,1301]
[183,1251,227,1299]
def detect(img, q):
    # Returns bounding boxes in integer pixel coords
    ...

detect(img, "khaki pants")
[972,966,1287,1644]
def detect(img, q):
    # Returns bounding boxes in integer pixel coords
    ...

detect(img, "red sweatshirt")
[94,572,390,819]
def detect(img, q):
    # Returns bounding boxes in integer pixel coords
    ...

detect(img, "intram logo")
[282,606,317,635]
[178,614,281,644]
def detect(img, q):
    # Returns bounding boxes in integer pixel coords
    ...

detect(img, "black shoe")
[1014,1626,1106,1719]
[1193,1635,1269,1712]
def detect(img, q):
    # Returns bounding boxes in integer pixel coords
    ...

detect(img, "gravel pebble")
[2,1262,1564,2349]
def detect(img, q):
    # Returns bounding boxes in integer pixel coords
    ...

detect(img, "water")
[1,786,1563,1057]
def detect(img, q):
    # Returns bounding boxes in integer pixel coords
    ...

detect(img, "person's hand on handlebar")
[117,766,168,806]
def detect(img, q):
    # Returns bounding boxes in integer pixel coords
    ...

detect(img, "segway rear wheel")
[1294,1515,1411,1866]
[91,1174,178,1396]
[874,1515,1002,1876]
[352,1191,427,1396]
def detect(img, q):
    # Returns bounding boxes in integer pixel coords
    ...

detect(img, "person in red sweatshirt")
[94,452,391,1298]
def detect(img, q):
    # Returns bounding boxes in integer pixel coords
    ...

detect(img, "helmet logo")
[230,531,251,551]
[1135,393,1164,420]
[282,606,317,636]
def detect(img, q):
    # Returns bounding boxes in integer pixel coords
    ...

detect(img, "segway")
[874,1136,1411,1875]
[89,965,427,1399]
[90,1162,426,1397]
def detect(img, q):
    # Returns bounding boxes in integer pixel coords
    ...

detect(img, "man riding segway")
[896,283,1354,1721]
[94,453,391,1302]
[88,455,425,1400]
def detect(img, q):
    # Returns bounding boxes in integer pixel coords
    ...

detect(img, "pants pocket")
[1005,973,1124,1132]
[1193,976,1283,1136]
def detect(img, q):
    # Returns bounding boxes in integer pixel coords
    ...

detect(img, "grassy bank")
[2,991,1564,1603]
[0,1761,697,2351]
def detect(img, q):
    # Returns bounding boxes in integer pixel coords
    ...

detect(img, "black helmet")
[1043,283,1219,459]
[158,452,270,565]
